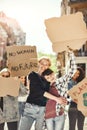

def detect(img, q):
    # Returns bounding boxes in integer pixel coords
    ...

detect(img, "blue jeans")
[19,102,26,118]
[46,114,65,130]
[18,103,45,130]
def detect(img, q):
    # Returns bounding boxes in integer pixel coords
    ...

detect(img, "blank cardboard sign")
[45,12,87,52]
[0,77,20,97]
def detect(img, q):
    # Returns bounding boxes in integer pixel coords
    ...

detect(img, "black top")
[26,71,50,106]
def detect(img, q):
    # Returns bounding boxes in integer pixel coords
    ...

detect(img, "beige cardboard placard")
[6,45,38,76]
[77,89,87,116]
[8,58,38,77]
[0,77,20,97]
[45,12,87,52]
[52,39,86,52]
[6,45,37,60]
[68,77,87,102]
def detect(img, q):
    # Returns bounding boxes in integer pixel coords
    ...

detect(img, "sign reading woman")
[6,45,38,76]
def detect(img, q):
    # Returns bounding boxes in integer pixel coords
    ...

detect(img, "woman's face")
[2,72,10,78]
[38,59,50,74]
[73,70,80,80]
[19,76,26,84]
[44,73,56,83]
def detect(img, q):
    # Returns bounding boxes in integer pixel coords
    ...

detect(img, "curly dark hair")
[76,67,85,83]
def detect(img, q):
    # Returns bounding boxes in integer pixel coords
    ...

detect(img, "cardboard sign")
[68,78,87,101]
[0,77,20,97]
[6,45,38,76]
[68,77,87,116]
[45,12,87,52]
[78,90,87,116]
[52,39,86,52]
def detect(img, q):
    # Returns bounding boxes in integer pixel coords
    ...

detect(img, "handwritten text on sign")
[68,78,87,101]
[8,49,35,57]
[6,45,38,76]
[72,83,87,97]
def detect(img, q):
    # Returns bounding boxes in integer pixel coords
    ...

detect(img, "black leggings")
[0,121,18,130]
[68,102,85,130]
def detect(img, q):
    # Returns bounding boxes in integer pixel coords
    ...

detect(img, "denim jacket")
[0,95,19,124]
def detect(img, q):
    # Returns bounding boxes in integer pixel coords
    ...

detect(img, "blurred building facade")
[0,11,26,70]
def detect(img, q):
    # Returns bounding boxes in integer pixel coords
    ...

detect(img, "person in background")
[68,67,85,130]
[18,76,29,119]
[0,68,19,130]
[41,50,76,130]
[18,56,67,130]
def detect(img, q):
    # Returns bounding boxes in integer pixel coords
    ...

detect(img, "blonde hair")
[38,56,51,66]
[0,68,11,76]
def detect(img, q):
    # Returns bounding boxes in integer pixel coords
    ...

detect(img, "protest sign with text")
[6,45,38,76]
[68,77,87,116]
[68,77,87,102]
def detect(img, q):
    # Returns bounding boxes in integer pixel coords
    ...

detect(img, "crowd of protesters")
[0,50,86,130]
